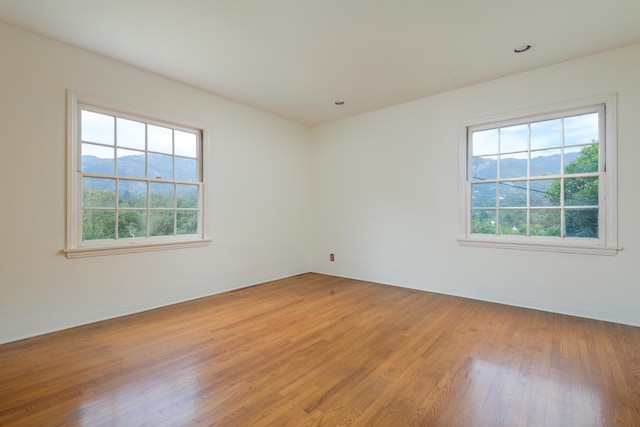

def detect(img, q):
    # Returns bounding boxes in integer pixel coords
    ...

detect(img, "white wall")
[311,43,640,327]
[0,21,311,344]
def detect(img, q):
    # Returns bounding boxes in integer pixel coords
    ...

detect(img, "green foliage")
[544,144,599,238]
[177,211,198,235]
[471,210,496,234]
[118,210,147,238]
[150,193,174,208]
[530,210,561,237]
[546,144,598,206]
[83,188,116,208]
[565,144,599,174]
[566,209,598,238]
[82,188,199,240]
[150,210,174,236]
[83,209,116,240]
[499,210,526,235]
[119,191,145,208]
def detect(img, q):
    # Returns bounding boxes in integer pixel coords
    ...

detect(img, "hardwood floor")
[1,273,639,426]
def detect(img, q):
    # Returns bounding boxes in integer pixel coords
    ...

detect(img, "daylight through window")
[65,92,209,258]
[459,95,618,255]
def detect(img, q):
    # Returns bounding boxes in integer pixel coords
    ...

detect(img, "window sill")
[64,238,212,259]
[457,238,620,256]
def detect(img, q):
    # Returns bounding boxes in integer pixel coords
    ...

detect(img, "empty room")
[1,1,639,426]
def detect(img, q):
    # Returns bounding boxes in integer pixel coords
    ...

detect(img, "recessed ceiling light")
[514,44,532,53]
[334,101,345,106]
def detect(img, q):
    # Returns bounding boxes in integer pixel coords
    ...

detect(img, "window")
[65,92,210,258]
[459,94,618,255]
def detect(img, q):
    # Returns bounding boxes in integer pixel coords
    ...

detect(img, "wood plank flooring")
[1,273,639,426]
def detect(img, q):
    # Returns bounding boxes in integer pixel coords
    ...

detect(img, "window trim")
[458,93,619,256]
[65,91,211,258]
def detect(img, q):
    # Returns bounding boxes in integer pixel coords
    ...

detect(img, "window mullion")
[114,178,119,240]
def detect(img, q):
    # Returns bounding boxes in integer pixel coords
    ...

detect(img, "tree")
[82,189,116,240]
[177,211,198,235]
[545,144,599,238]
[82,188,200,239]
[546,144,598,204]
[83,209,116,240]
[118,210,147,238]
[150,210,175,236]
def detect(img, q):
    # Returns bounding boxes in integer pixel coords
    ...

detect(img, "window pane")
[564,144,598,174]
[117,118,145,150]
[150,210,175,236]
[175,157,198,182]
[119,180,147,208]
[118,209,147,239]
[565,177,598,206]
[471,183,496,208]
[81,110,114,145]
[82,143,115,174]
[175,130,197,158]
[500,124,528,153]
[148,124,173,154]
[565,209,598,238]
[150,182,175,208]
[177,210,198,235]
[471,210,496,234]
[177,184,198,208]
[117,149,145,177]
[499,152,527,179]
[530,148,561,177]
[531,119,561,150]
[148,153,173,179]
[530,210,561,237]
[530,179,559,207]
[472,156,497,181]
[499,210,526,235]
[499,182,527,207]
[83,177,116,207]
[472,129,498,156]
[564,113,599,146]
[82,209,115,240]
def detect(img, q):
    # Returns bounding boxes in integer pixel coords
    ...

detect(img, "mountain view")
[472,152,579,181]
[470,146,599,238]
[81,154,200,240]
[82,154,197,185]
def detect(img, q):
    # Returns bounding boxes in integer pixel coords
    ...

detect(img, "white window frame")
[65,91,211,258]
[458,94,619,256]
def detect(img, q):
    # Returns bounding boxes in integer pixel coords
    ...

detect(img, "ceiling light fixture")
[514,44,532,53]
[334,101,345,106]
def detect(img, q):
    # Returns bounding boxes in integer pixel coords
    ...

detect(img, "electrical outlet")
[330,253,335,262]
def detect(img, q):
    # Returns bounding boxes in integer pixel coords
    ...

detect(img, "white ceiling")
[1,0,639,126]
